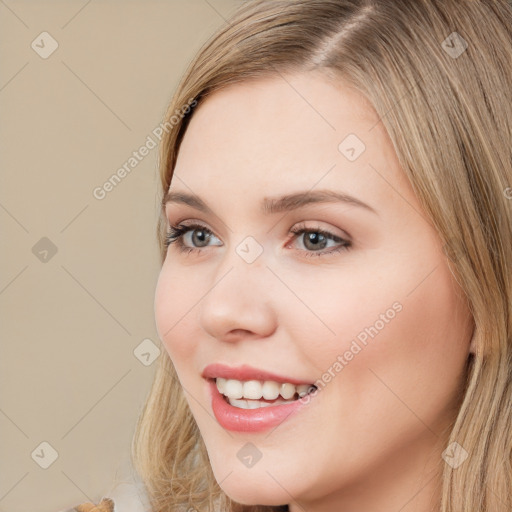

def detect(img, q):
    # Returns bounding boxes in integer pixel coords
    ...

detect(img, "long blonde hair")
[131,1,512,510]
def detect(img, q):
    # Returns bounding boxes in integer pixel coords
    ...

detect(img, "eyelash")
[163,222,351,258]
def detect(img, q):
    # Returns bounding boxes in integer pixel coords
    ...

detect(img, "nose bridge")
[198,237,276,340]
[213,233,269,295]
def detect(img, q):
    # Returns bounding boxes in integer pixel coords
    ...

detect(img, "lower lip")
[208,380,311,432]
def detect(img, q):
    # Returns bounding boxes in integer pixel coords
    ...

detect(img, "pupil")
[305,232,326,250]
[193,229,209,247]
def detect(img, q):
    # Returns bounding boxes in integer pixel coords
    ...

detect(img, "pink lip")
[201,363,313,385]
[202,363,316,432]
[207,380,310,432]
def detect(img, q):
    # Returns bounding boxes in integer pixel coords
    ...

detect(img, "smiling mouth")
[214,377,317,409]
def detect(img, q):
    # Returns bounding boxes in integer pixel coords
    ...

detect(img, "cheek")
[289,249,472,422]
[275,261,402,373]
[154,263,199,362]
[333,259,472,431]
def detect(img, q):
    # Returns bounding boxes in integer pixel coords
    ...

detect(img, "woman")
[78,1,512,510]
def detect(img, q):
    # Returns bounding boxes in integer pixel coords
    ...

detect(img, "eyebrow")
[163,189,378,216]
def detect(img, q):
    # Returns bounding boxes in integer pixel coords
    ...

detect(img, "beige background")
[0,1,239,511]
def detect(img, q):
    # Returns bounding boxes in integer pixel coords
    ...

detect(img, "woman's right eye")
[164,223,222,254]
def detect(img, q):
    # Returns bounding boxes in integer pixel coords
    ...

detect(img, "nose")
[198,253,277,343]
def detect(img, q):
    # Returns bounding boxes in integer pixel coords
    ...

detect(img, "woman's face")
[155,72,474,510]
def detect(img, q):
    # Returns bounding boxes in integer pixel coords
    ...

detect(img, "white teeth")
[228,398,278,409]
[262,381,280,400]
[216,377,227,394]
[243,380,263,400]
[297,384,311,398]
[223,379,243,399]
[215,377,316,402]
[280,383,296,400]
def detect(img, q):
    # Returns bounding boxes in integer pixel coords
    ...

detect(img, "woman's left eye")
[288,224,351,256]
[164,222,351,258]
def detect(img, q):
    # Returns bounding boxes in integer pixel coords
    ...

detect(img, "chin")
[219,480,290,507]
[209,459,292,506]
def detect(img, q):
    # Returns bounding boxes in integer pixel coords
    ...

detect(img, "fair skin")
[154,71,475,512]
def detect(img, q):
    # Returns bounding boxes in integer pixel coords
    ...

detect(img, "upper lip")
[202,363,314,385]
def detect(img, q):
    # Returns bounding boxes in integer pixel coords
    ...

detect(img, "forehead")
[180,72,380,156]
[171,72,410,211]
